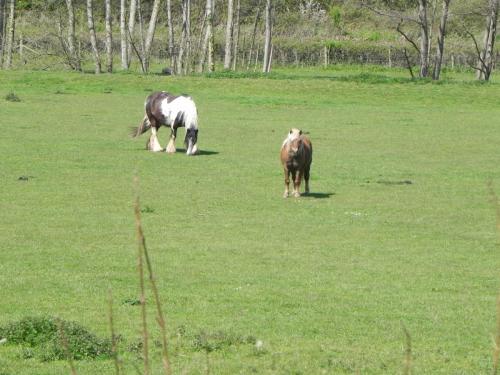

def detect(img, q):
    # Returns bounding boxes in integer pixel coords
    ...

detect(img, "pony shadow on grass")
[176,148,219,156]
[301,192,335,199]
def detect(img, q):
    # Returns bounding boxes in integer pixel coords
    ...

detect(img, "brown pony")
[280,128,313,198]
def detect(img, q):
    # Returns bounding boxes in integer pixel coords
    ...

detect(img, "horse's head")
[185,127,199,155]
[287,128,303,157]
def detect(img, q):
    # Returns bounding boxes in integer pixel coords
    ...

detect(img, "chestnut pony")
[280,128,313,198]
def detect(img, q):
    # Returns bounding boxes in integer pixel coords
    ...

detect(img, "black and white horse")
[131,91,199,155]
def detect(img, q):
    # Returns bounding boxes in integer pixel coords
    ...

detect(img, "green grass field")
[1,67,500,374]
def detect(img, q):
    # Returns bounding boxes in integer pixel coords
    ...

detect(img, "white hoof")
[166,139,176,153]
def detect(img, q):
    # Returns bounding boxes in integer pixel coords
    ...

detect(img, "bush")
[0,316,112,361]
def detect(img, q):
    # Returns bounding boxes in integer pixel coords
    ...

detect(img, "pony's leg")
[165,127,177,153]
[283,169,290,198]
[149,126,162,152]
[293,171,302,198]
[304,166,310,194]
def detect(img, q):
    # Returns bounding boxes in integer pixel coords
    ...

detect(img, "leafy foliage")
[0,316,112,361]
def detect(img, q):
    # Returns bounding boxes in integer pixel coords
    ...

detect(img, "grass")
[0,66,500,374]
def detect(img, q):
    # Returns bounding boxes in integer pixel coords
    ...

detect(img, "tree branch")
[397,20,421,53]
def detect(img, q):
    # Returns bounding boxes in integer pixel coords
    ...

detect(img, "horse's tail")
[129,115,151,138]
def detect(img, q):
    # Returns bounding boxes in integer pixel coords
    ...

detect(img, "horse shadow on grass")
[176,148,219,156]
[301,192,335,199]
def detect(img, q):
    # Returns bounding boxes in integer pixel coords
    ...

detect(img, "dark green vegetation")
[1,68,500,374]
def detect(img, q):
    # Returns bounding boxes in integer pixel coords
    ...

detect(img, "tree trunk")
[247,4,261,70]
[86,0,101,74]
[3,0,14,69]
[418,0,429,77]
[0,0,5,63]
[105,0,113,73]
[223,0,234,69]
[208,0,214,72]
[198,0,210,72]
[65,0,80,71]
[432,0,451,80]
[127,0,137,67]
[177,0,190,74]
[143,0,162,73]
[262,0,272,73]
[120,0,127,69]
[166,0,176,72]
[478,0,499,80]
[231,0,240,70]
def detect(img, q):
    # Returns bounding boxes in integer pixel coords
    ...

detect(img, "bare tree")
[198,0,211,72]
[120,0,127,69]
[142,0,162,73]
[432,0,451,80]
[127,0,137,68]
[231,0,240,70]
[3,0,14,69]
[177,0,191,74]
[86,0,101,74]
[476,0,499,80]
[0,0,6,64]
[65,0,81,70]
[417,0,430,77]
[166,0,176,72]
[364,1,435,78]
[105,0,113,73]
[262,0,272,72]
[223,0,234,69]
[207,0,215,72]
[247,3,261,70]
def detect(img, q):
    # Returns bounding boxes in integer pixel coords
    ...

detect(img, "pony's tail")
[129,115,151,138]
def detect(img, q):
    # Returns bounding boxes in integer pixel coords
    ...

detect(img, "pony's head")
[185,127,199,155]
[286,128,303,157]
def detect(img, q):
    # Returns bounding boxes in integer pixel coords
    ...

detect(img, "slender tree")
[3,0,14,69]
[65,0,80,70]
[223,0,234,69]
[207,0,215,72]
[432,0,451,80]
[143,0,162,73]
[120,0,127,69]
[86,0,101,74]
[177,0,191,74]
[127,0,137,67]
[198,0,212,73]
[105,0,113,73]
[247,3,261,70]
[0,0,6,64]
[477,0,499,80]
[262,0,272,72]
[418,0,430,77]
[231,0,240,70]
[166,0,176,72]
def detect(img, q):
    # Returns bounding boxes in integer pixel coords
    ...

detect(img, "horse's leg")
[165,127,177,153]
[149,126,162,152]
[293,170,302,198]
[304,165,310,194]
[283,169,290,198]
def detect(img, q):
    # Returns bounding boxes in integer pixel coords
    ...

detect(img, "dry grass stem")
[134,177,150,375]
[493,295,500,375]
[108,289,121,375]
[142,230,172,375]
[56,318,77,375]
[401,322,412,375]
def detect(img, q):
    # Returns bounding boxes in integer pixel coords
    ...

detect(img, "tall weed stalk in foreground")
[488,181,500,375]
[134,176,172,375]
[401,322,412,375]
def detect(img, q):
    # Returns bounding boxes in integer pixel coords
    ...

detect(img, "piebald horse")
[280,128,312,198]
[131,91,199,155]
